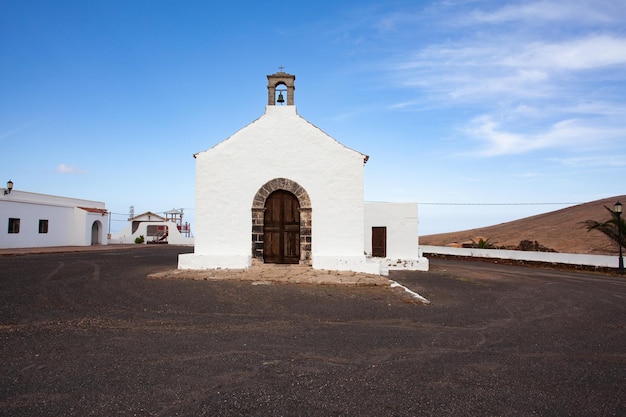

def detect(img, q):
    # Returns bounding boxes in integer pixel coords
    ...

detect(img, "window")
[39,219,49,234]
[147,225,167,236]
[8,218,20,234]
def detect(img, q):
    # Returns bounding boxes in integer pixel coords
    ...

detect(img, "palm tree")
[469,237,494,249]
[581,206,626,248]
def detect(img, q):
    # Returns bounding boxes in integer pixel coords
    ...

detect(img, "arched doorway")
[264,190,300,264]
[91,221,101,245]
[251,178,312,264]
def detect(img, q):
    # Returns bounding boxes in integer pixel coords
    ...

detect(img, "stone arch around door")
[252,178,312,264]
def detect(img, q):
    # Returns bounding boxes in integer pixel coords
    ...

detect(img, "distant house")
[0,185,108,249]
[109,210,194,245]
[178,70,428,275]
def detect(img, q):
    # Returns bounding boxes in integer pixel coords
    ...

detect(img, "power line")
[418,202,583,206]
[108,208,195,216]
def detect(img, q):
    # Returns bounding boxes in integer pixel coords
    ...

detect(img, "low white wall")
[109,221,194,246]
[420,245,619,268]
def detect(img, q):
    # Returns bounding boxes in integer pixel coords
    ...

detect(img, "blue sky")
[2,0,625,235]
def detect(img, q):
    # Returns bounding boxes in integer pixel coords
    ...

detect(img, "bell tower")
[267,67,295,106]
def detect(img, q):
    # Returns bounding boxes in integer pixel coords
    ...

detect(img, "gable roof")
[129,211,167,222]
[195,106,369,164]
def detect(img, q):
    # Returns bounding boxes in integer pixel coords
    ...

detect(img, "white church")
[178,70,428,275]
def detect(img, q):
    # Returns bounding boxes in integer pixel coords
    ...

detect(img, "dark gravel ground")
[1,245,625,417]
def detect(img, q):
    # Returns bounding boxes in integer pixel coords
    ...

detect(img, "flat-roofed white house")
[109,210,194,245]
[0,182,109,249]
[178,71,428,275]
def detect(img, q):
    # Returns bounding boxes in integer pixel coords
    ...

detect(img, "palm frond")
[581,205,626,248]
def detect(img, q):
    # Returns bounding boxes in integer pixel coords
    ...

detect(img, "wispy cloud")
[56,164,86,174]
[393,34,626,104]
[381,1,626,158]
[501,35,626,71]
[548,155,626,168]
[0,125,30,141]
[465,0,625,25]
[462,116,626,157]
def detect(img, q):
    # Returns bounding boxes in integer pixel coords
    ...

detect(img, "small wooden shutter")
[372,227,387,258]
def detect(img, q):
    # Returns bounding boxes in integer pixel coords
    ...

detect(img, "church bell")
[276,91,285,104]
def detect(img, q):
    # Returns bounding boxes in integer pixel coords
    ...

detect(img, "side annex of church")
[178,70,428,275]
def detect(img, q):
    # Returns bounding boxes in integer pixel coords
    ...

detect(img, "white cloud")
[463,116,626,157]
[548,155,626,167]
[394,34,626,106]
[466,0,622,25]
[56,164,86,174]
[503,35,626,71]
[462,116,525,156]
[383,3,626,159]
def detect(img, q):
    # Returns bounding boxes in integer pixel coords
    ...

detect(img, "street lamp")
[615,201,623,275]
[3,180,13,195]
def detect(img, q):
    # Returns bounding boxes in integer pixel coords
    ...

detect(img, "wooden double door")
[264,190,300,264]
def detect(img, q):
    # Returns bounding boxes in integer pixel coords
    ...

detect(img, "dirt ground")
[1,245,625,416]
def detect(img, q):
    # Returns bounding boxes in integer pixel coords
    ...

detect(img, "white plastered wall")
[364,202,429,274]
[0,190,108,248]
[179,106,377,273]
[72,209,108,246]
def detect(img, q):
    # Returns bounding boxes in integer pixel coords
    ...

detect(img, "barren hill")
[420,195,625,255]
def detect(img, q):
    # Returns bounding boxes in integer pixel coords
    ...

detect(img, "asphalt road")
[1,246,625,416]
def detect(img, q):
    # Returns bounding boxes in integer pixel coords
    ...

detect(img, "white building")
[109,210,194,245]
[0,182,109,249]
[178,71,428,275]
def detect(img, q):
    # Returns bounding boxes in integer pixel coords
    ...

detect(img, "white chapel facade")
[178,71,428,275]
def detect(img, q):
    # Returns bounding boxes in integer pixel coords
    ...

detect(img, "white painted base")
[421,245,617,268]
[312,255,382,275]
[178,253,252,270]
[177,253,430,276]
[376,257,430,276]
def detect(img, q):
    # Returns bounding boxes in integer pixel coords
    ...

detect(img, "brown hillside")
[420,195,625,255]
